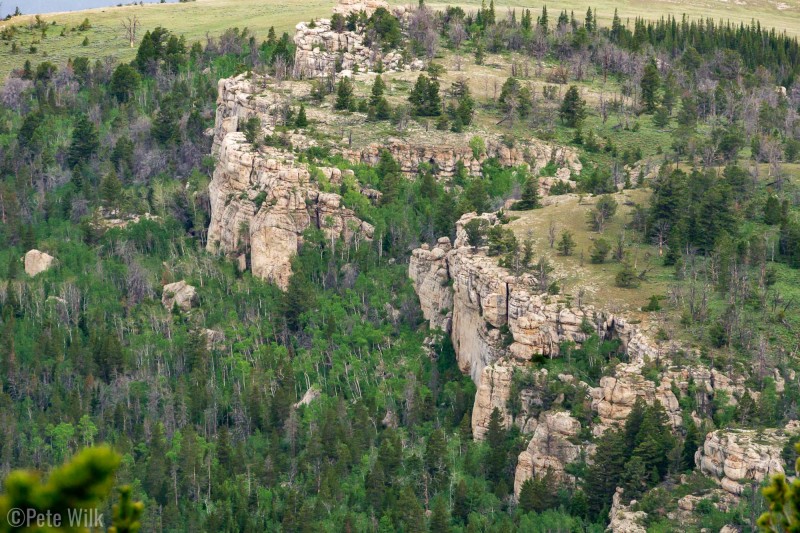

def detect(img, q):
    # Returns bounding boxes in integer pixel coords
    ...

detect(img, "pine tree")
[584,428,627,518]
[453,479,469,523]
[539,5,549,33]
[67,113,99,169]
[559,85,586,127]
[485,408,507,484]
[429,496,451,533]
[335,77,355,111]
[556,230,576,256]
[515,176,540,210]
[295,104,308,128]
[640,59,661,113]
[100,169,123,212]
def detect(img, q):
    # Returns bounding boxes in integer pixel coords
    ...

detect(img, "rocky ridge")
[293,17,411,79]
[207,75,374,289]
[344,136,581,179]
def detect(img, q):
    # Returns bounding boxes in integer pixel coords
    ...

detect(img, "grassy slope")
[1,0,799,81]
[0,0,335,78]
[425,0,800,36]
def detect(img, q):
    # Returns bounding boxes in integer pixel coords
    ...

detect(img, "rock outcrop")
[332,0,388,16]
[24,249,55,277]
[293,18,408,78]
[590,361,682,431]
[696,422,800,495]
[513,411,586,496]
[346,136,581,179]
[409,222,630,382]
[608,488,647,533]
[162,280,198,312]
[207,75,374,289]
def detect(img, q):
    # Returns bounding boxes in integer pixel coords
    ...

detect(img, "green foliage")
[409,74,441,117]
[0,447,131,532]
[557,230,576,256]
[335,76,355,111]
[559,85,586,128]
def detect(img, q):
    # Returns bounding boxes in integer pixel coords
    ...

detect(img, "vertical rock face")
[513,411,586,496]
[409,216,625,383]
[207,75,374,289]
[590,361,682,432]
[695,422,800,495]
[24,250,55,277]
[608,488,648,533]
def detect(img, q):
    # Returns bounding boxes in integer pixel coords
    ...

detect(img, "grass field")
[0,0,336,78]
[1,0,799,81]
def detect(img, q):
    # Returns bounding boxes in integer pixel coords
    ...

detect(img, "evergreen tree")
[335,77,355,111]
[640,58,661,113]
[429,496,451,533]
[485,408,507,484]
[409,74,441,116]
[67,114,99,169]
[584,429,627,518]
[515,176,540,210]
[109,64,141,103]
[100,169,123,212]
[295,104,308,128]
[559,86,586,127]
[557,230,576,256]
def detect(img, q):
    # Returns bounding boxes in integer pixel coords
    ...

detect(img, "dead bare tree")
[122,15,140,48]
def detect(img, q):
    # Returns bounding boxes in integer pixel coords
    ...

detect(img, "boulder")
[162,280,198,312]
[24,249,55,277]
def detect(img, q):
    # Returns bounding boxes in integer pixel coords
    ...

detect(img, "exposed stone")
[207,75,374,289]
[591,361,682,432]
[608,488,647,533]
[695,421,800,495]
[294,387,321,408]
[203,329,225,350]
[513,411,585,497]
[293,18,409,78]
[162,280,198,312]
[345,136,581,179]
[332,0,388,16]
[24,249,55,277]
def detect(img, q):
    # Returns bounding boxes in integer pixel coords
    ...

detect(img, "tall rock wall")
[207,75,374,289]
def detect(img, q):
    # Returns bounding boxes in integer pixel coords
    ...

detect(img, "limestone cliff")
[696,422,800,495]
[207,75,374,289]
[345,136,581,179]
[409,223,627,382]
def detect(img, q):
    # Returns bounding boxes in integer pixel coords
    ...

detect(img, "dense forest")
[1,1,800,532]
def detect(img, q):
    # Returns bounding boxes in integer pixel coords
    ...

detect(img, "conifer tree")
[67,113,99,169]
[640,58,661,113]
[295,103,308,127]
[559,85,586,127]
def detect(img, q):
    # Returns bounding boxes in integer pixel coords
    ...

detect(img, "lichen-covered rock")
[695,422,800,495]
[408,238,453,333]
[207,75,374,289]
[293,18,408,78]
[162,280,198,312]
[513,411,586,497]
[24,249,55,277]
[590,361,682,431]
[608,488,647,533]
[471,361,519,440]
[346,136,580,179]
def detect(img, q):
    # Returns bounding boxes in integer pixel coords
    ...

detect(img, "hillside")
[1,0,800,531]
